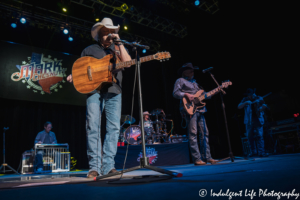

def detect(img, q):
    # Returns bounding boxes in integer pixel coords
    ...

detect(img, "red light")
[294,114,297,117]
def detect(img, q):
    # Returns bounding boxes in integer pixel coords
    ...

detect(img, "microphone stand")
[208,72,236,162]
[95,41,182,181]
[0,127,20,174]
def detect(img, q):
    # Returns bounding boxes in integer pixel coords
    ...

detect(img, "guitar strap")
[109,45,122,61]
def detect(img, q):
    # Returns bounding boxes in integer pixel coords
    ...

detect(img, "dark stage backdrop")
[0,40,86,106]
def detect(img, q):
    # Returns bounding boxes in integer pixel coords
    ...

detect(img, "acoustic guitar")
[72,52,171,94]
[182,81,232,115]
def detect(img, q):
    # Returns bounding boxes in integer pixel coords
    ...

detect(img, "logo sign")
[11,52,67,94]
[137,147,158,164]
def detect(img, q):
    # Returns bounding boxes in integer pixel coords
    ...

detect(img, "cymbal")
[121,115,136,124]
[150,108,164,115]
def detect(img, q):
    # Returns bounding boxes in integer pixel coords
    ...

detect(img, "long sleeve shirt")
[34,130,57,146]
[173,78,207,114]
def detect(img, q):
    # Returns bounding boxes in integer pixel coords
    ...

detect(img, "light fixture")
[11,23,17,28]
[95,18,99,22]
[20,17,26,24]
[62,8,67,12]
[120,3,129,11]
[195,0,200,6]
[63,29,69,34]
[124,26,128,30]
[68,37,73,41]
[142,49,146,53]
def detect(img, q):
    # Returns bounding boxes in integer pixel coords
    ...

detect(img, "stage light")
[142,49,146,53]
[195,0,200,6]
[120,3,129,11]
[95,18,99,22]
[63,29,69,34]
[20,17,26,24]
[11,23,17,28]
[124,26,128,30]
[62,8,67,12]
[68,37,73,41]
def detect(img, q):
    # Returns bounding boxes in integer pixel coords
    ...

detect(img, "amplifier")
[21,150,35,174]
[170,135,188,143]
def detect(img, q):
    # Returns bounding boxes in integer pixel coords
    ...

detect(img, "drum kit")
[119,108,173,145]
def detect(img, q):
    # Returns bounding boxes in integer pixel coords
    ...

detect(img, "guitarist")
[67,18,131,178]
[238,88,269,157]
[173,63,218,165]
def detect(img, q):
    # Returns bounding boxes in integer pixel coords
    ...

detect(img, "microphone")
[107,34,120,42]
[202,67,213,73]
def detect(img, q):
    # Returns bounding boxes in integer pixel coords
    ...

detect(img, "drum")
[124,125,142,145]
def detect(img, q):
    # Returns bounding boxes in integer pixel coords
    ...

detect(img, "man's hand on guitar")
[67,74,73,83]
[184,93,194,102]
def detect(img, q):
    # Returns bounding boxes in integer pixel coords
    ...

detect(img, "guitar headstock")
[154,51,171,62]
[222,80,232,88]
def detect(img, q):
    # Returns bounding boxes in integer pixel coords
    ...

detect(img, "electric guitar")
[182,81,232,115]
[72,52,171,94]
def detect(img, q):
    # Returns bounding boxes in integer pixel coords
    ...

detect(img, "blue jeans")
[86,92,121,175]
[246,118,265,155]
[186,112,212,163]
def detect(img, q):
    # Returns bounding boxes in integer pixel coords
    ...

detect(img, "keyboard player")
[34,122,57,172]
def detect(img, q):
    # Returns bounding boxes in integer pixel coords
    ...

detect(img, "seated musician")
[238,88,268,157]
[141,111,155,143]
[34,122,57,172]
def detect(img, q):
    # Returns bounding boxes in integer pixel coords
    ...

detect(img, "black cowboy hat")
[244,88,256,96]
[177,63,199,76]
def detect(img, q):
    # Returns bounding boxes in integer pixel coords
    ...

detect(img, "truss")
[0,0,161,52]
[70,0,188,38]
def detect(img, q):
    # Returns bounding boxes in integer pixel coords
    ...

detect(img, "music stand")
[95,42,182,181]
[0,127,20,174]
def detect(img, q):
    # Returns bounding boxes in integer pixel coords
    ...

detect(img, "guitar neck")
[115,55,156,70]
[206,86,224,98]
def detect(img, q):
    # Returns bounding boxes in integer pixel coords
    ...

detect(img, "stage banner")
[115,142,191,169]
[0,41,86,106]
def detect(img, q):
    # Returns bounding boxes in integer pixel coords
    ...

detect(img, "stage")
[0,153,299,199]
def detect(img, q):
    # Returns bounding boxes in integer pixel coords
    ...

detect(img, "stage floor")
[1,153,300,199]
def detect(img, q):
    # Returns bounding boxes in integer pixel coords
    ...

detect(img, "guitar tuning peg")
[160,60,162,62]
[167,59,169,61]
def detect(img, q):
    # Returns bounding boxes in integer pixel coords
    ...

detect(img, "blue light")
[68,37,73,41]
[142,49,146,53]
[195,0,200,6]
[63,29,69,34]
[20,18,26,24]
[11,23,17,28]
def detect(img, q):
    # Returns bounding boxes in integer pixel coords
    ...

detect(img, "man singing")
[238,88,269,157]
[173,63,218,165]
[67,18,131,178]
[34,122,57,172]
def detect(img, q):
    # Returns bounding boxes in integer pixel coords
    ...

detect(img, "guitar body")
[182,90,206,115]
[72,55,118,94]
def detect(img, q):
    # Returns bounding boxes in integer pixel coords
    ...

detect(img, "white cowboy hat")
[143,111,150,115]
[91,17,120,41]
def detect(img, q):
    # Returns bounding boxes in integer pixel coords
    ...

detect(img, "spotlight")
[11,23,17,28]
[68,37,73,41]
[95,18,99,22]
[142,49,146,53]
[62,8,67,12]
[124,26,128,30]
[120,3,129,11]
[20,17,26,24]
[195,0,200,6]
[63,29,69,34]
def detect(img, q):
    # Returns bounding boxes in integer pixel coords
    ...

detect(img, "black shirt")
[81,43,123,94]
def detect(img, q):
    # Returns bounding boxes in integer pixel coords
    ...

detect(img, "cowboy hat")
[244,88,256,96]
[177,63,199,76]
[143,111,150,115]
[91,18,120,41]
